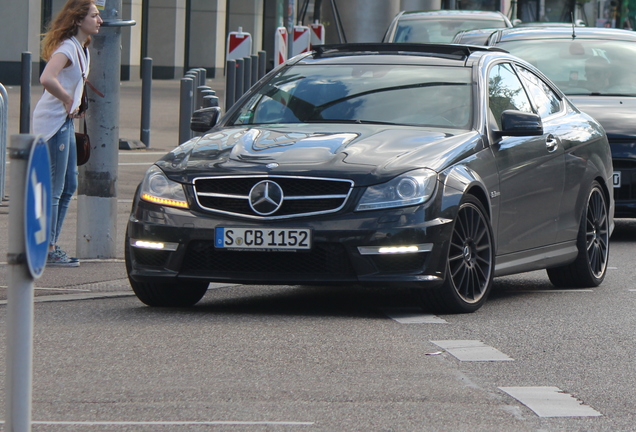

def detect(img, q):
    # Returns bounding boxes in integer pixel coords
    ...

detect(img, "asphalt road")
[0,219,634,431]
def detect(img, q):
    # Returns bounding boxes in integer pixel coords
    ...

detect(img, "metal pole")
[140,57,152,147]
[179,77,194,143]
[226,59,236,111]
[78,0,135,258]
[20,52,31,134]
[6,134,35,432]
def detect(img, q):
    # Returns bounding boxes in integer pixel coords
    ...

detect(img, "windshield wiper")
[304,119,405,126]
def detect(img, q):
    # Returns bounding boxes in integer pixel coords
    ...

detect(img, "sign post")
[6,134,52,432]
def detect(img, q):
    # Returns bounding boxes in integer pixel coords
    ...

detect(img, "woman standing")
[33,0,102,267]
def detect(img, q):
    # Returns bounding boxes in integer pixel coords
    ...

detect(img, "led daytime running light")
[141,193,189,208]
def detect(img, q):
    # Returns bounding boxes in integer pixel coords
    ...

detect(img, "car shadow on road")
[610,218,636,242]
[124,284,429,319]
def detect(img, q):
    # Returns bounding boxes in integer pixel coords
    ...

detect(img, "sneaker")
[47,246,80,267]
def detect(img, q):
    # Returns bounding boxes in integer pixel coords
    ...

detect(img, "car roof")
[486,26,636,43]
[397,10,511,21]
[306,43,506,66]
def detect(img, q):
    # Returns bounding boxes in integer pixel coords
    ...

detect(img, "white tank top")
[32,37,90,142]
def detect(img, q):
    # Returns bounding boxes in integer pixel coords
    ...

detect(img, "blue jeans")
[47,118,78,247]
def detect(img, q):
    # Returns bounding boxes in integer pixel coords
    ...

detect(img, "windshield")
[499,39,636,96]
[230,64,473,129]
[396,18,507,43]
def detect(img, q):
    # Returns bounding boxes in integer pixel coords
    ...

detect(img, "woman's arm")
[39,52,74,114]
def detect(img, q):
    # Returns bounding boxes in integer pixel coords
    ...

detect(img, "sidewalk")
[0,75,226,302]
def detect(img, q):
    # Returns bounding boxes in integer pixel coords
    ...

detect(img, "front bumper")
[125,199,453,288]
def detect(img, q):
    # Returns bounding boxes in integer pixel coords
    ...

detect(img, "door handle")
[546,134,558,152]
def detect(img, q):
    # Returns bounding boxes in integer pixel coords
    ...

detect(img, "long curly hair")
[41,0,95,60]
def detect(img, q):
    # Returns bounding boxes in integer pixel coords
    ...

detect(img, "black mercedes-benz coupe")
[126,43,614,313]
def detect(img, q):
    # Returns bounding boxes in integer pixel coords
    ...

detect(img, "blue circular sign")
[25,136,52,278]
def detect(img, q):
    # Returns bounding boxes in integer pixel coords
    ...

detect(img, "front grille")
[133,248,170,267]
[193,175,353,219]
[181,240,354,276]
[613,158,636,201]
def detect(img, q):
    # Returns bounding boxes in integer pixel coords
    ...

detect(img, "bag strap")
[86,79,104,98]
[71,37,104,98]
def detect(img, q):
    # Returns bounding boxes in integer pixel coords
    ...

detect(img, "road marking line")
[0,291,134,305]
[384,308,448,324]
[35,287,91,292]
[430,340,513,361]
[119,162,154,166]
[499,386,601,417]
[0,258,125,265]
[1,420,315,426]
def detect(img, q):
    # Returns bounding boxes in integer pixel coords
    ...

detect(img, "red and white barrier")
[226,27,252,61]
[290,25,311,57]
[274,27,288,67]
[310,22,325,48]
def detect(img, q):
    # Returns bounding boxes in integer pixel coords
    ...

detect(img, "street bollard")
[258,50,267,79]
[226,60,236,111]
[140,57,152,147]
[179,77,194,144]
[235,58,244,100]
[251,54,259,87]
[243,56,252,95]
[19,52,31,134]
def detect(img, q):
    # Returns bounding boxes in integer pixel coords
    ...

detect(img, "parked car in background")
[126,43,613,313]
[453,26,636,217]
[382,10,513,43]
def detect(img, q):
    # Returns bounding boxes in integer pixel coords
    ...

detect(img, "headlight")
[139,165,189,209]
[356,168,437,211]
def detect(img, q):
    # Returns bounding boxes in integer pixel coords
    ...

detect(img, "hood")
[157,125,481,186]
[569,96,636,138]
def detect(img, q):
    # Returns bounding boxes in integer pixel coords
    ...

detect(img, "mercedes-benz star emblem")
[249,180,284,215]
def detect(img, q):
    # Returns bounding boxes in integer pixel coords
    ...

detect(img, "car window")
[498,39,636,96]
[395,18,506,43]
[516,66,562,118]
[231,64,474,129]
[488,62,533,129]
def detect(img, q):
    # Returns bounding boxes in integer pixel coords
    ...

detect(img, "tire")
[125,230,208,307]
[425,195,495,313]
[547,181,609,288]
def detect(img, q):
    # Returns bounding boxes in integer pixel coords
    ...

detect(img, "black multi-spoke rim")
[448,203,493,304]
[586,188,609,279]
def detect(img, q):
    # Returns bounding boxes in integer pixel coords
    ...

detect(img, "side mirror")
[495,110,543,137]
[191,107,221,133]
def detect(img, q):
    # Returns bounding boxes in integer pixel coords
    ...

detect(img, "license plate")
[215,227,311,250]
[613,171,621,188]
